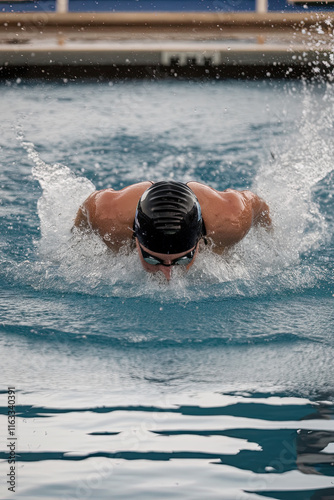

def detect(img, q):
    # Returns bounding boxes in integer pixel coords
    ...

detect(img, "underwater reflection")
[310,488,334,500]
[297,403,334,476]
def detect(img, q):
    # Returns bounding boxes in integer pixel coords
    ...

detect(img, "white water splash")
[17,81,333,301]
[22,141,95,250]
[253,82,333,257]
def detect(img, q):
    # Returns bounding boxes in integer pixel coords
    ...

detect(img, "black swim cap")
[134,181,203,254]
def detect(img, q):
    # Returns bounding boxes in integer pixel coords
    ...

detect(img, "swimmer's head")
[134,181,203,254]
[134,181,203,280]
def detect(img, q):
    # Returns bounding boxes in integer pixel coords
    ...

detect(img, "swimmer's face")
[136,239,199,281]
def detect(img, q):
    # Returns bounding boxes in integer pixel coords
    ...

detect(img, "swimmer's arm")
[73,191,100,231]
[241,191,272,230]
[73,205,90,230]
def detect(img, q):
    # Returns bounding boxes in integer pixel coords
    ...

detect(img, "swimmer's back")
[188,182,271,252]
[74,181,271,253]
[74,182,152,251]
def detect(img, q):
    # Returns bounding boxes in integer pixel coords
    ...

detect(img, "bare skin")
[74,181,272,280]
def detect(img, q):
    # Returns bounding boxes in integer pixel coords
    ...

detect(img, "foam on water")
[17,82,333,303]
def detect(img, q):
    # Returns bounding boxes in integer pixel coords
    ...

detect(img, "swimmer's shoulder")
[187,182,240,211]
[76,181,152,232]
[82,182,152,217]
[187,183,253,251]
[75,181,153,251]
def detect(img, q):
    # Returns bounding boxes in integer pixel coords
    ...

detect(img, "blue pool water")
[0,78,333,499]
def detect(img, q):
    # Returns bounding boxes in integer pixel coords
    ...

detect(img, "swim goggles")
[139,245,196,267]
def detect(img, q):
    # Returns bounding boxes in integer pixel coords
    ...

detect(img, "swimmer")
[74,181,272,281]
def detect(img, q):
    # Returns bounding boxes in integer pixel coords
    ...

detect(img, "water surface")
[0,79,333,499]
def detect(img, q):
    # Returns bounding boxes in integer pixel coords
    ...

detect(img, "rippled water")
[0,79,333,499]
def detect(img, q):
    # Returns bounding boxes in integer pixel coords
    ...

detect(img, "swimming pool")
[0,78,333,499]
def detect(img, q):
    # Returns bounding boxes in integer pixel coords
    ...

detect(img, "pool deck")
[0,12,334,78]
